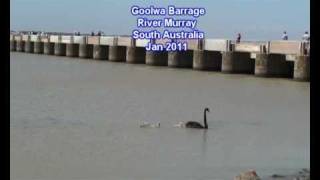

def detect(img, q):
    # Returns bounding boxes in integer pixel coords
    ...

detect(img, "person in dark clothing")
[91,31,95,36]
[236,33,241,43]
[282,31,288,40]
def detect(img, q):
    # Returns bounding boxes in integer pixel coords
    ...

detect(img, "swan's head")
[205,107,210,112]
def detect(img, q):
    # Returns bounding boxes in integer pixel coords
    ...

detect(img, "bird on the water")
[174,107,209,129]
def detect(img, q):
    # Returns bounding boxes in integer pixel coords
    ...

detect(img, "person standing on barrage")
[236,33,241,43]
[282,31,288,40]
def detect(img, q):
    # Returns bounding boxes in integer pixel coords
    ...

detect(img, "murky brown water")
[10,52,309,180]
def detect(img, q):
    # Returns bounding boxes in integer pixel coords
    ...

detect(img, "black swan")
[174,108,209,129]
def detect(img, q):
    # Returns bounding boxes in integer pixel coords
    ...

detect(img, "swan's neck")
[204,110,208,129]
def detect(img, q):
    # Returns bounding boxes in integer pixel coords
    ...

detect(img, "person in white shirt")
[282,31,288,40]
[302,31,310,42]
[302,31,310,55]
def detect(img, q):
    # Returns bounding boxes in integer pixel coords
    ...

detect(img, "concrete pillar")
[146,51,168,66]
[255,53,290,77]
[54,43,66,56]
[34,41,44,54]
[44,42,54,55]
[109,46,126,62]
[24,41,34,53]
[221,51,254,74]
[168,50,193,68]
[16,40,25,52]
[126,47,145,64]
[193,50,222,70]
[10,40,16,51]
[294,55,309,81]
[66,44,79,57]
[16,41,25,52]
[79,44,93,58]
[93,45,108,60]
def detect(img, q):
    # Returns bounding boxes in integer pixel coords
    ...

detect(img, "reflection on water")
[10,52,309,180]
[201,130,208,159]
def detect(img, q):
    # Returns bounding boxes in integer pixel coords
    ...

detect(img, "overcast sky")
[10,0,309,40]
